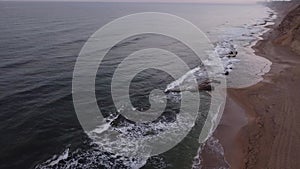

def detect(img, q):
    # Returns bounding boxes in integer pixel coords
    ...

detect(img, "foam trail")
[165,40,239,93]
[192,137,230,169]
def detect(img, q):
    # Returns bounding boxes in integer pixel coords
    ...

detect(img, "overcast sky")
[1,0,262,4]
[95,0,259,4]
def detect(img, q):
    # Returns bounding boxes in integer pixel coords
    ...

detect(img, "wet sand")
[213,3,300,169]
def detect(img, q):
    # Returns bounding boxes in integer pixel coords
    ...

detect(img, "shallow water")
[0,2,273,169]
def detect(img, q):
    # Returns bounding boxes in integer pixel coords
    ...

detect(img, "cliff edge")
[268,2,300,54]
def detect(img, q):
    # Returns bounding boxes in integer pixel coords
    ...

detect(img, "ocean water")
[0,2,274,169]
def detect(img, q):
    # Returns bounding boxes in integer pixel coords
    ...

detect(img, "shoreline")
[214,2,300,169]
[199,6,277,169]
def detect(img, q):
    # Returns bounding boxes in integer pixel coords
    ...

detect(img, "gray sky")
[97,0,259,4]
[3,0,262,4]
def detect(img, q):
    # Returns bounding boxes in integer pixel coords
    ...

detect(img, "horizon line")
[0,0,260,5]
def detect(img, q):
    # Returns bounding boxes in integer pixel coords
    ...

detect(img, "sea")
[0,2,275,169]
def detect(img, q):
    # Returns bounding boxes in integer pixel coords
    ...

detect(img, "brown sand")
[213,3,300,169]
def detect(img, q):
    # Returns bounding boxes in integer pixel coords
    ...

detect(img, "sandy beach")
[213,2,300,169]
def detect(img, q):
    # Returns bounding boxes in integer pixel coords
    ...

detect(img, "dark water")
[0,2,206,169]
[0,2,271,169]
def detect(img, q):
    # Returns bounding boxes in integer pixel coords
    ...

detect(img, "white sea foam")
[192,137,230,169]
[36,109,196,169]
[36,148,70,168]
[165,40,239,93]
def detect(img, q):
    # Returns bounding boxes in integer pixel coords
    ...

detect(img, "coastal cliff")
[269,2,300,54]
